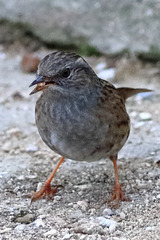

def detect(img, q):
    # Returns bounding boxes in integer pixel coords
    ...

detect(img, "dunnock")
[29,51,151,207]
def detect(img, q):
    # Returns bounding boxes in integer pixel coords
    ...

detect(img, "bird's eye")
[62,68,70,78]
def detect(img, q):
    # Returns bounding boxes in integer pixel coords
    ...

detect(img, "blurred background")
[1,0,160,75]
[0,0,160,87]
[1,0,160,57]
[0,1,160,240]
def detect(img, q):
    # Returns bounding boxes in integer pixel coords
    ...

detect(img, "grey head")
[29,51,98,94]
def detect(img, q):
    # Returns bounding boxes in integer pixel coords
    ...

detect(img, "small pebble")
[12,91,24,100]
[6,128,21,136]
[69,210,83,220]
[139,112,152,121]
[53,196,62,202]
[63,233,73,240]
[120,212,125,219]
[36,182,43,191]
[130,111,137,118]
[134,121,145,128]
[74,221,103,235]
[26,145,38,152]
[0,228,12,234]
[157,194,160,199]
[26,174,37,179]
[2,142,11,152]
[44,229,57,237]
[76,200,88,211]
[14,224,26,231]
[15,213,36,224]
[17,175,25,180]
[21,54,40,73]
[146,226,155,231]
[97,216,117,228]
[31,218,44,227]
[150,151,155,156]
[103,208,114,216]
[145,162,151,167]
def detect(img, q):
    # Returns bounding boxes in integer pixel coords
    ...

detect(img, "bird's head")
[29,51,97,95]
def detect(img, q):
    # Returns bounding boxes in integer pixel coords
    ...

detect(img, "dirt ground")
[0,48,160,240]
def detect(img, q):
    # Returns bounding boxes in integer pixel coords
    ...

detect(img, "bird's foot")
[30,183,57,202]
[107,184,130,208]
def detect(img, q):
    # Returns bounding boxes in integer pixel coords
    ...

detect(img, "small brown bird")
[29,51,151,207]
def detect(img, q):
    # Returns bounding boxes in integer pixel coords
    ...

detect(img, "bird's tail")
[117,87,152,101]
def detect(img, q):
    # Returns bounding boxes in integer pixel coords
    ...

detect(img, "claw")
[31,183,57,202]
[107,183,130,208]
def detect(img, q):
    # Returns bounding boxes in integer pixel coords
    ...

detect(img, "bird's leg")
[31,157,64,202]
[108,155,130,208]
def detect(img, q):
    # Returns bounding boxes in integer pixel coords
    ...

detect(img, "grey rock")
[14,213,36,224]
[74,221,104,235]
[1,0,160,54]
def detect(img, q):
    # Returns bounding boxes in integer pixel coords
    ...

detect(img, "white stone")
[31,218,44,227]
[139,112,152,121]
[120,212,126,219]
[134,121,145,128]
[15,224,26,231]
[17,175,25,180]
[97,216,117,227]
[44,229,57,237]
[26,174,37,179]
[2,142,11,152]
[76,200,88,211]
[36,182,43,191]
[0,228,12,233]
[6,127,21,135]
[157,194,160,199]
[146,226,155,231]
[63,233,73,239]
[26,145,38,152]
[102,208,113,216]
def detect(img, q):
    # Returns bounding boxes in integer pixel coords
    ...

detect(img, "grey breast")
[35,86,129,162]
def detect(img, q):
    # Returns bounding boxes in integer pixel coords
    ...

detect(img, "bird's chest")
[35,92,109,160]
[35,91,130,161]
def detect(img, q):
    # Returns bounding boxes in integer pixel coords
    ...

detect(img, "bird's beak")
[29,75,54,95]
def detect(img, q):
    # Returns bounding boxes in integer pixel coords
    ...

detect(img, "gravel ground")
[0,49,160,240]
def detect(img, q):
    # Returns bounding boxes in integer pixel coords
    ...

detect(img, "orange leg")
[108,155,130,208]
[31,157,64,202]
